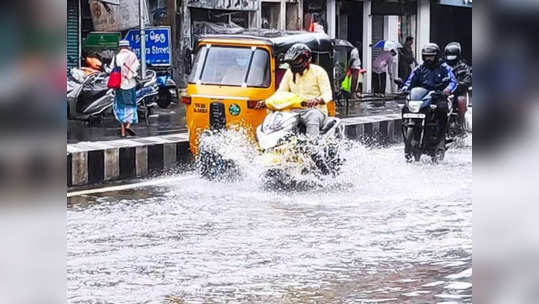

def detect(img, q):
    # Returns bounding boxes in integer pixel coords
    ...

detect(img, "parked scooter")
[67,70,114,123]
[135,70,160,125]
[67,69,159,125]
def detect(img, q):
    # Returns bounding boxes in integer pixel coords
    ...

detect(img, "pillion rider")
[257,43,333,138]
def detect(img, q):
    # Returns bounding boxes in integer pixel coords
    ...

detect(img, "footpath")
[67,100,403,189]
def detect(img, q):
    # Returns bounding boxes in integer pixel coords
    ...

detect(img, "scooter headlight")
[407,100,423,113]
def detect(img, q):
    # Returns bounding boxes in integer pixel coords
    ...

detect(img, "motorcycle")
[394,78,454,163]
[198,92,346,189]
[447,84,472,141]
[67,69,159,125]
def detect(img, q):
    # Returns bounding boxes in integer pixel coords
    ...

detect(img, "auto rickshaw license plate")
[194,103,208,113]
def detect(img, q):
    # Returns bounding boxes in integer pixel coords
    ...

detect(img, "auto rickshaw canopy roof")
[198,30,334,58]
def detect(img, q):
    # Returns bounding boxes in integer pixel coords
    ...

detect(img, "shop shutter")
[67,0,80,72]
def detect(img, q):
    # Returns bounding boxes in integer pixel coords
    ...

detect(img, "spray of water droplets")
[193,128,471,197]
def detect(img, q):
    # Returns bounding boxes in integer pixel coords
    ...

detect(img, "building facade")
[67,0,471,92]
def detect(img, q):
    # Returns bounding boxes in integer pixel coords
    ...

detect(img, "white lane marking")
[67,175,194,197]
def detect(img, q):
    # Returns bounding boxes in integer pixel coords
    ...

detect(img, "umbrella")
[373,40,402,51]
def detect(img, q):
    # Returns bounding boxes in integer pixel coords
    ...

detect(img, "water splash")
[195,128,354,190]
[194,128,472,202]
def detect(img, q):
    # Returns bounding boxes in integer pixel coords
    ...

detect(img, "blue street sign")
[124,27,171,66]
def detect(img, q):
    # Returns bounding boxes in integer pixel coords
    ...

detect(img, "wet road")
[67,139,472,303]
[67,100,402,144]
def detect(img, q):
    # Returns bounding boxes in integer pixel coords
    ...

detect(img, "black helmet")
[421,43,441,68]
[444,42,462,65]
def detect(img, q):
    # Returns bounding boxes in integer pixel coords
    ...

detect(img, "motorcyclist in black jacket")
[401,43,457,150]
[444,42,472,122]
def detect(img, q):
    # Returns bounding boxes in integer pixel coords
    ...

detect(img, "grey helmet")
[421,43,441,68]
[284,43,312,64]
[284,43,312,76]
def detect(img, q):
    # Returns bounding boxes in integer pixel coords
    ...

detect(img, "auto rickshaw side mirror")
[277,53,285,65]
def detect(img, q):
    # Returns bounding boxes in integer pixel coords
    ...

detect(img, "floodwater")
[67,138,472,303]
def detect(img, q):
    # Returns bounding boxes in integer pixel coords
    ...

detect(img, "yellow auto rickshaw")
[183,31,337,153]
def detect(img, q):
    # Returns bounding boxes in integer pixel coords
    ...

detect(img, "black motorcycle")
[395,78,454,163]
[447,85,472,141]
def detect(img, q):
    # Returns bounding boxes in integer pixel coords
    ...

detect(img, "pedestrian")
[398,36,417,81]
[372,49,397,97]
[308,13,325,33]
[111,40,140,137]
[348,41,365,98]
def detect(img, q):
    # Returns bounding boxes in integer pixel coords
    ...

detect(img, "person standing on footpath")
[372,49,397,97]
[111,40,140,137]
[398,36,417,82]
[349,41,365,98]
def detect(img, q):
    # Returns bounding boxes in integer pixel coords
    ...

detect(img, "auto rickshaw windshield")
[188,45,271,87]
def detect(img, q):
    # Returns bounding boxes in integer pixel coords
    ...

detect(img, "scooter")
[135,70,160,126]
[67,69,159,125]
[256,93,346,189]
[67,70,114,123]
[198,92,345,189]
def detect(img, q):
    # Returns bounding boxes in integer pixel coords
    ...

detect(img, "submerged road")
[67,139,472,303]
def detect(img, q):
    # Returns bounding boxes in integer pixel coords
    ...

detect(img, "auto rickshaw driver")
[256,43,333,137]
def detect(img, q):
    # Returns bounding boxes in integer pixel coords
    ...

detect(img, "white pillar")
[298,0,303,30]
[384,16,399,93]
[326,0,336,38]
[416,0,430,64]
[362,0,372,93]
[280,0,286,30]
[252,4,261,28]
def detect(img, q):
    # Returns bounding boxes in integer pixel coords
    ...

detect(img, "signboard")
[124,27,172,66]
[83,32,121,50]
[372,1,416,15]
[439,0,473,8]
[89,0,150,32]
[187,0,258,11]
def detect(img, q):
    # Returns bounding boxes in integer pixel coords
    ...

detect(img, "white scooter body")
[256,111,345,151]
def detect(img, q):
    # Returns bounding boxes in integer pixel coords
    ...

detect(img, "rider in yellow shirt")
[258,43,333,137]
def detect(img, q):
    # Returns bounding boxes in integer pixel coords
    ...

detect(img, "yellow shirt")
[277,64,333,114]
